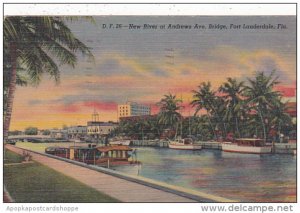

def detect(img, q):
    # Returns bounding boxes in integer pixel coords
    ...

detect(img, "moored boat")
[109,139,131,146]
[221,138,272,154]
[168,137,202,150]
[45,144,139,166]
[70,138,81,143]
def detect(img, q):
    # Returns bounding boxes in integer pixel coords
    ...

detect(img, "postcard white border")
[1,1,299,213]
[3,3,296,16]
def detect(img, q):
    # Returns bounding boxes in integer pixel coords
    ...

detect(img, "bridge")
[8,135,52,142]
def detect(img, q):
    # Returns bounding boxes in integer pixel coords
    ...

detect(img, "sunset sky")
[10,16,296,130]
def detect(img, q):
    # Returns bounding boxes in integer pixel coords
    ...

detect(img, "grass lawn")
[4,150,119,203]
[16,142,77,153]
[4,150,24,163]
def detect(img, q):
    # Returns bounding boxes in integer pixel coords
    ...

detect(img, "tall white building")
[118,102,151,119]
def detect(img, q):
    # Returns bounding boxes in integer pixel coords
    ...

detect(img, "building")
[118,102,151,119]
[87,121,118,139]
[87,110,118,141]
[49,129,68,140]
[67,125,87,140]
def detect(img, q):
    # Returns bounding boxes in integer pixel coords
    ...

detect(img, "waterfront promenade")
[5,144,234,202]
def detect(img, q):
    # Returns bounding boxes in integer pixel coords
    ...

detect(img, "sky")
[10,16,296,130]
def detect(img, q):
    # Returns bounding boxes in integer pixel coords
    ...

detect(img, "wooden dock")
[5,144,234,202]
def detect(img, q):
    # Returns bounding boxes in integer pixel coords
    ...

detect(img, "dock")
[131,140,296,154]
[5,144,235,203]
[131,140,169,147]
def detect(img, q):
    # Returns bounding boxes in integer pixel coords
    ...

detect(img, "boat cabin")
[96,145,133,165]
[175,138,193,145]
[234,138,266,147]
[45,146,69,158]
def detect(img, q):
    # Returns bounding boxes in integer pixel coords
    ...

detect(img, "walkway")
[5,145,195,202]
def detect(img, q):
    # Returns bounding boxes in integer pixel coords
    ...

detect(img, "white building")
[49,129,68,140]
[118,102,151,119]
[87,121,117,139]
[67,125,87,140]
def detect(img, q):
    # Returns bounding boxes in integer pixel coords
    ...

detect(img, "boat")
[70,138,81,143]
[221,138,272,154]
[45,144,139,167]
[95,145,138,166]
[109,139,131,146]
[168,137,202,150]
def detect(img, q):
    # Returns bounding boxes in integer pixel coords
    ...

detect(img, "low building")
[67,126,87,140]
[50,129,68,140]
[87,121,118,140]
[118,102,151,119]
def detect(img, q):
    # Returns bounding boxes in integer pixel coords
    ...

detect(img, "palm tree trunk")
[257,108,266,141]
[235,117,241,138]
[222,122,227,139]
[3,42,17,144]
[208,101,227,138]
[207,114,217,139]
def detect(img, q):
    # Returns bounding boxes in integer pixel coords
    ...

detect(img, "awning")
[97,145,132,152]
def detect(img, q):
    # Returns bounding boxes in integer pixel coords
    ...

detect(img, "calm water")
[113,147,296,202]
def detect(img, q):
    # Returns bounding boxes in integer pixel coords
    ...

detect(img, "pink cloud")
[54,101,117,114]
[82,101,117,111]
[275,85,296,97]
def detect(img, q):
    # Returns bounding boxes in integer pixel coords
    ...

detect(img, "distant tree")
[62,124,68,130]
[43,129,51,135]
[8,130,22,136]
[25,127,38,135]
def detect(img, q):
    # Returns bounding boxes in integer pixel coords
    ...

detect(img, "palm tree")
[244,71,281,141]
[219,78,245,138]
[157,94,182,136]
[191,82,227,139]
[3,57,28,115]
[3,16,93,143]
[270,99,292,135]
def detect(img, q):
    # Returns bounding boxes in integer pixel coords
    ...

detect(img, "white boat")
[70,138,81,143]
[221,138,272,154]
[168,138,202,150]
[109,140,131,146]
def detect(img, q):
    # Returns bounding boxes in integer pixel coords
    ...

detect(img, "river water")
[113,147,296,202]
[15,142,296,202]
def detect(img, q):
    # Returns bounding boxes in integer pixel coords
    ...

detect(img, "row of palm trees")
[116,71,293,141]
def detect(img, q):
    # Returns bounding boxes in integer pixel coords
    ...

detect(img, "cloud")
[55,101,117,113]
